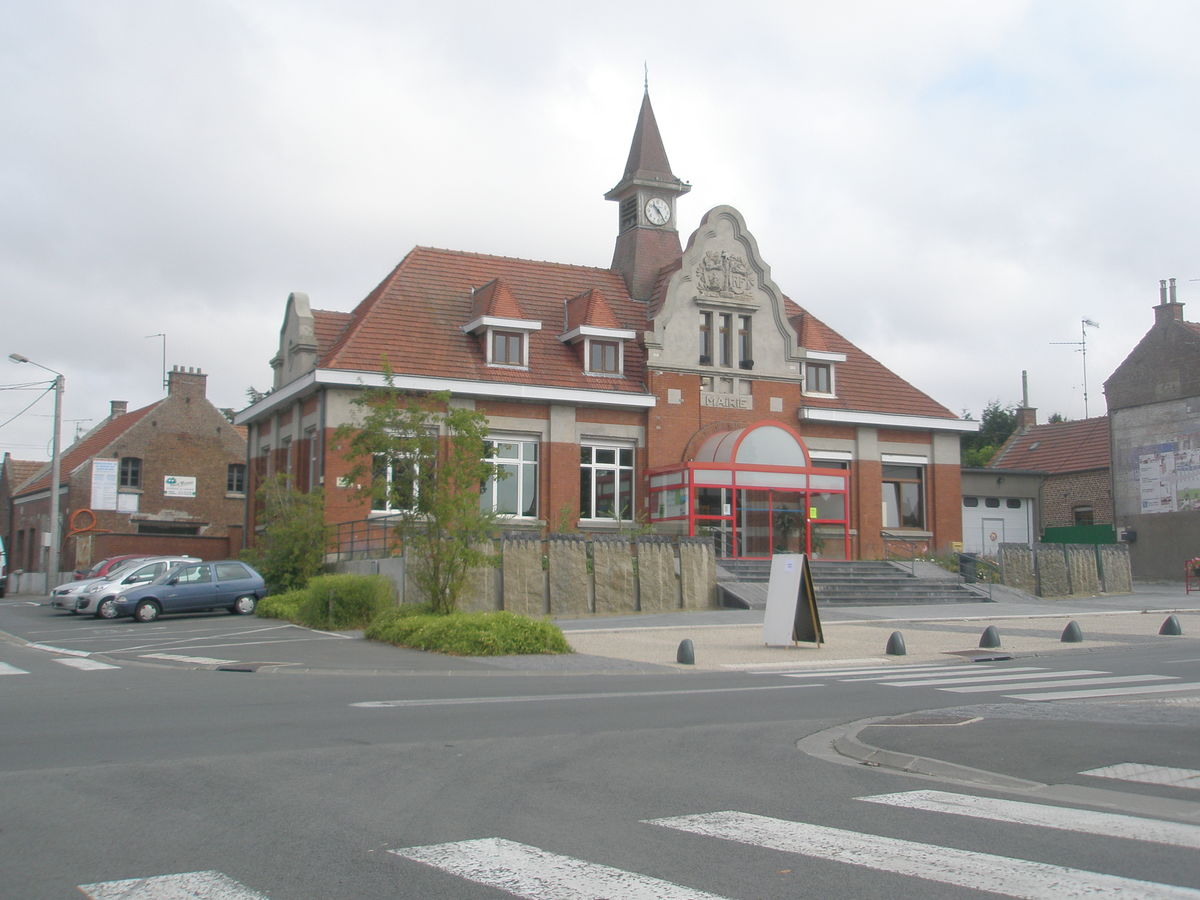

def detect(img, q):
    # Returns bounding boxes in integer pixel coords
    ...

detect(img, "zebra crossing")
[756,661,1200,701]
[1,651,240,676]
[75,765,1200,898]
[0,656,119,674]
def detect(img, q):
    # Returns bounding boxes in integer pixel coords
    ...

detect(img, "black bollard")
[885,631,907,656]
[978,625,1001,649]
[1159,615,1183,636]
[676,638,695,665]
[1060,620,1083,643]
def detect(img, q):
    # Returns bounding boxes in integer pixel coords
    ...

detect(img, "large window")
[699,312,712,364]
[373,453,422,513]
[580,444,634,521]
[882,464,924,529]
[481,439,538,517]
[699,311,753,368]
[737,315,753,368]
[119,456,142,489]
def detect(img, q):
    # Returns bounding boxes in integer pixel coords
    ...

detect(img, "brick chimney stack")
[1015,370,1037,430]
[1155,276,1185,325]
[167,365,208,402]
[109,400,127,418]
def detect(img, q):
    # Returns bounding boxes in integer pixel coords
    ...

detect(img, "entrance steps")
[717,558,987,609]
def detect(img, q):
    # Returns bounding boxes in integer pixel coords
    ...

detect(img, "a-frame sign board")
[762,553,824,647]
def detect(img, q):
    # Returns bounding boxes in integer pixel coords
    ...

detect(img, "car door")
[213,562,253,605]
[160,562,215,613]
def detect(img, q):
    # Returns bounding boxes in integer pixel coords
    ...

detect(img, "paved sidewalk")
[557,585,1200,672]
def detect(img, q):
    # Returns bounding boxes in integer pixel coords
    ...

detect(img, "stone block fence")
[997,542,1133,597]
[333,533,717,616]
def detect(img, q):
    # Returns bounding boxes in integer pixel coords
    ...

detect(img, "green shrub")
[295,574,396,630]
[366,610,572,656]
[256,589,307,621]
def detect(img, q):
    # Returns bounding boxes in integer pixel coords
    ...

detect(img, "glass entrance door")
[738,489,806,557]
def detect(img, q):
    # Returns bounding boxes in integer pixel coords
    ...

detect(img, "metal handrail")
[329,514,403,562]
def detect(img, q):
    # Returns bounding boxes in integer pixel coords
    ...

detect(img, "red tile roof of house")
[470,278,526,321]
[312,310,353,356]
[319,247,649,395]
[4,458,45,493]
[310,245,959,420]
[988,416,1110,474]
[565,288,621,331]
[14,405,157,497]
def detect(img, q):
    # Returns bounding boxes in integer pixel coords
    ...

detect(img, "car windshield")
[102,559,156,582]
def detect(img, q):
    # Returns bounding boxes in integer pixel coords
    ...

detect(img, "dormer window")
[461,278,542,370]
[804,362,832,395]
[560,288,633,377]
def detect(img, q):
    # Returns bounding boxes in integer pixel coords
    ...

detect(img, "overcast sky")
[3,1,1197,463]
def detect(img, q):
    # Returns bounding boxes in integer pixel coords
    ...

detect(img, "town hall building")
[237,91,974,561]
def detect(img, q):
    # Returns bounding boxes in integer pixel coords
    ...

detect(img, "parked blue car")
[110,560,266,623]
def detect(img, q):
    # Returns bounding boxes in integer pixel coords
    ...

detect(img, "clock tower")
[605,89,691,301]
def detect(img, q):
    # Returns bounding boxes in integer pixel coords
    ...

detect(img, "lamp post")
[9,353,64,590]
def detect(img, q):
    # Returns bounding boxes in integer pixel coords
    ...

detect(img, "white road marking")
[27,642,91,657]
[843,666,1050,683]
[778,663,957,679]
[1007,682,1200,701]
[0,662,30,675]
[391,836,731,900]
[141,653,237,665]
[945,674,1174,693]
[354,683,814,708]
[859,789,1200,849]
[78,869,268,898]
[878,669,1106,686]
[647,810,1200,899]
[54,657,119,671]
[1081,763,1200,791]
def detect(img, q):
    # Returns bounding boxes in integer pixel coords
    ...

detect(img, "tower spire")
[605,87,691,301]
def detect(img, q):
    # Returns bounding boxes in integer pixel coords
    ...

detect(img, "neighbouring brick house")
[237,90,975,562]
[7,366,247,589]
[1103,279,1200,580]
[981,411,1113,543]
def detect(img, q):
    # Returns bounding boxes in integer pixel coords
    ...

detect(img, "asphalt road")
[3,599,1200,899]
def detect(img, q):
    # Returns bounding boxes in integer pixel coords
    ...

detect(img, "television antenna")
[1051,318,1100,417]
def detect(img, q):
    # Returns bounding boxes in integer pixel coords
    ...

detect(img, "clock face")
[644,197,670,226]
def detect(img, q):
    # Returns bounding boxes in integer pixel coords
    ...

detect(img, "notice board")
[762,553,824,647]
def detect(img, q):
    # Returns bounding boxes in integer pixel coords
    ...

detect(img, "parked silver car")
[76,556,199,618]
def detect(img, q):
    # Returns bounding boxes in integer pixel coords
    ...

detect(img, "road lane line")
[858,789,1200,849]
[141,653,237,665]
[1006,682,1200,701]
[1081,764,1200,791]
[54,658,119,671]
[878,669,1104,686]
[646,810,1200,899]
[79,870,268,899]
[778,664,959,680]
[353,684,814,708]
[944,674,1174,693]
[391,837,731,899]
[0,662,30,675]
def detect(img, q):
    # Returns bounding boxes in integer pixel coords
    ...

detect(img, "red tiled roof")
[4,458,45,492]
[782,299,958,419]
[312,309,353,357]
[320,247,648,395]
[564,288,620,331]
[15,404,158,497]
[989,416,1110,474]
[792,311,833,353]
[470,278,525,321]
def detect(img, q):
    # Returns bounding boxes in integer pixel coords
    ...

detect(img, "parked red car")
[74,554,151,581]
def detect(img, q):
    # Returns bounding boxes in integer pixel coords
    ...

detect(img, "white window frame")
[580,441,636,522]
[803,361,835,397]
[585,337,623,376]
[482,437,539,518]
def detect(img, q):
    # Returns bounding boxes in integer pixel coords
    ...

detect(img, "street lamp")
[9,353,65,591]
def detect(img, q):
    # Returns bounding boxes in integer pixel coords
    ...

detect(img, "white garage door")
[962,496,1033,555]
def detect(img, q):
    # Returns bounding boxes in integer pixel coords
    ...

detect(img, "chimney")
[110,400,128,418]
[1154,276,1185,325]
[166,365,208,402]
[1015,370,1037,430]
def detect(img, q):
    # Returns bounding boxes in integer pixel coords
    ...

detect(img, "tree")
[336,372,501,614]
[960,400,1019,467]
[242,474,330,593]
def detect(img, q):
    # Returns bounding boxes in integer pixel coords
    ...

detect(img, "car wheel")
[230,595,257,615]
[95,598,120,620]
[133,600,161,623]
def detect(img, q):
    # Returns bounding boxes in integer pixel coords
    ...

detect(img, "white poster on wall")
[163,475,196,498]
[91,459,118,510]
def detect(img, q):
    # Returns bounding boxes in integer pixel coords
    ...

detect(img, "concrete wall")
[998,541,1133,597]
[336,533,716,615]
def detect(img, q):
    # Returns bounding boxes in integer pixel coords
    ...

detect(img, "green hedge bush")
[296,574,395,629]
[366,610,571,656]
[256,589,307,621]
